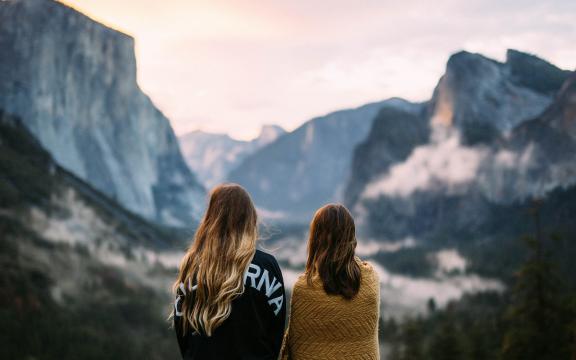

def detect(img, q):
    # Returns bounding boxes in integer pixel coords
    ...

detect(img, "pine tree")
[428,321,465,360]
[465,320,496,360]
[398,318,424,360]
[501,201,573,360]
[571,299,576,360]
[388,340,403,360]
[381,317,403,360]
[427,297,437,314]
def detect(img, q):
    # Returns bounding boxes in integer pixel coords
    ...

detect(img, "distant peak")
[450,50,474,58]
[448,50,487,62]
[179,129,235,142]
[259,124,285,135]
[446,50,501,70]
[253,124,285,146]
[441,50,503,88]
[506,48,570,96]
[505,49,566,74]
[506,49,546,64]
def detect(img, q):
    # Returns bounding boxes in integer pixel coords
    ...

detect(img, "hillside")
[0,109,186,359]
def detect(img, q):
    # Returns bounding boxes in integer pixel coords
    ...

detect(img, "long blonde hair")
[173,183,258,336]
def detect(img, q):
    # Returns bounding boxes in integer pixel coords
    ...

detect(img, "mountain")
[346,50,574,241]
[506,49,573,97]
[228,99,415,221]
[0,0,204,226]
[344,103,428,207]
[427,50,568,144]
[179,125,285,188]
[499,71,576,197]
[512,72,576,146]
[252,124,287,147]
[0,109,187,359]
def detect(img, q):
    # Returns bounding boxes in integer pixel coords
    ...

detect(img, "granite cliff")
[0,0,204,226]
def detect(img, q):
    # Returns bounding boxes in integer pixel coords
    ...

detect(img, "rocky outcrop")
[498,72,576,197]
[0,0,204,226]
[506,49,572,96]
[512,72,576,142]
[427,50,562,144]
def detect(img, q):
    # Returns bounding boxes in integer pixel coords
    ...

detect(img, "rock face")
[427,50,564,144]
[512,72,576,143]
[506,49,573,97]
[179,125,285,188]
[346,50,574,240]
[0,0,204,226]
[500,72,576,196]
[228,99,413,221]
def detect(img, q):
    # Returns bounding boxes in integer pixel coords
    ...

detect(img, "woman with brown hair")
[281,204,380,360]
[172,183,286,360]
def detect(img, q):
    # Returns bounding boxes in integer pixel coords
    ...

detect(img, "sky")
[60,0,576,140]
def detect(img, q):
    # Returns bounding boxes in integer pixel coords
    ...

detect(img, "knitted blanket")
[280,260,380,360]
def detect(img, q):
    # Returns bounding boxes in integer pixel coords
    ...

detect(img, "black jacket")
[174,249,286,360]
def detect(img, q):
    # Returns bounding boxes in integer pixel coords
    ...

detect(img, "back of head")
[305,204,361,299]
[174,183,258,336]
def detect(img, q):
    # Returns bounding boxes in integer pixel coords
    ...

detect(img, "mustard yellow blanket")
[280,260,380,360]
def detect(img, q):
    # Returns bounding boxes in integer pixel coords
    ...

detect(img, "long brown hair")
[173,183,258,336]
[305,203,361,299]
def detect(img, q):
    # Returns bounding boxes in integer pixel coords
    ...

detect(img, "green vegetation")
[372,247,435,278]
[0,110,182,359]
[0,111,55,208]
[382,292,507,360]
[381,202,576,359]
[500,205,575,360]
[0,217,179,360]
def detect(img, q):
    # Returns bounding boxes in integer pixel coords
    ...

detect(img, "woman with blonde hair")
[281,204,380,360]
[173,184,286,359]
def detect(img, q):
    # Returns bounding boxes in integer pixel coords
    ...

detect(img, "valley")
[1,1,575,359]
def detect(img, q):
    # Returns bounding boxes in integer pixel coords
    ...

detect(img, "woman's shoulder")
[293,273,308,289]
[252,249,281,271]
[253,248,278,264]
[356,258,379,282]
[292,273,320,296]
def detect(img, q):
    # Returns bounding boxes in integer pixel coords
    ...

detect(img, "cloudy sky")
[61,0,576,140]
